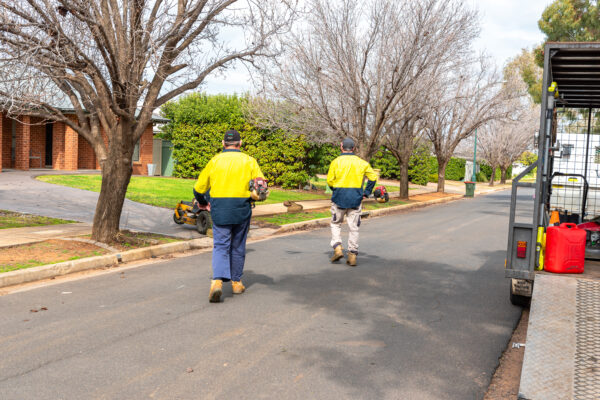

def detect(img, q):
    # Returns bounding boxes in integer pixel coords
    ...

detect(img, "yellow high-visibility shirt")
[327,153,378,209]
[194,149,264,225]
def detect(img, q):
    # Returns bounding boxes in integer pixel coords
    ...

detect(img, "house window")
[595,146,600,164]
[133,140,140,162]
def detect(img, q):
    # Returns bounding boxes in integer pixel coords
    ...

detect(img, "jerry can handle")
[560,223,578,229]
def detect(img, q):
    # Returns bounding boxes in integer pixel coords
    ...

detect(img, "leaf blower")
[373,186,389,203]
[249,177,269,201]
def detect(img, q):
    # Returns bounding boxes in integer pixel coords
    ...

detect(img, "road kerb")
[0,254,119,288]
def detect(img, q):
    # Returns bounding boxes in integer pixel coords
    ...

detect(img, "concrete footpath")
[0,223,92,247]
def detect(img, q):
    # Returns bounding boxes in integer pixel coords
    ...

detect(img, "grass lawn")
[37,175,329,208]
[311,177,403,192]
[0,210,74,229]
[254,211,332,226]
[254,199,409,226]
[362,199,408,210]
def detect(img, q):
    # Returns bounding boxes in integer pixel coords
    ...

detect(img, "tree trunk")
[489,164,496,186]
[500,167,508,184]
[437,159,448,193]
[399,161,409,199]
[91,123,134,243]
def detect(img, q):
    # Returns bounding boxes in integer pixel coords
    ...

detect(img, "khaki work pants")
[330,202,361,254]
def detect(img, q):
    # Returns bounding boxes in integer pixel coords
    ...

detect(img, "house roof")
[55,108,169,123]
[547,42,600,109]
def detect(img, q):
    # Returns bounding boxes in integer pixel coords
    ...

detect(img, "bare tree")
[0,0,295,242]
[424,57,511,192]
[382,97,426,199]
[252,0,479,160]
[478,119,504,186]
[480,107,538,185]
[478,55,538,186]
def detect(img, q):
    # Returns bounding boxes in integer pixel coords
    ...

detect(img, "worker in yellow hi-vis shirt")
[194,130,265,303]
[327,138,378,266]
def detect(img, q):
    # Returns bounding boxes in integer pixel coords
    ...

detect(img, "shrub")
[161,93,310,188]
[427,156,466,182]
[370,148,401,179]
[445,158,466,181]
[478,162,513,182]
[476,171,488,182]
[306,144,339,176]
[408,143,430,186]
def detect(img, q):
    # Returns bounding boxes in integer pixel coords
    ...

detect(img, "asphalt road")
[0,190,526,399]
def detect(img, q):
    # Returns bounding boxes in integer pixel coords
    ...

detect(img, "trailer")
[506,42,600,306]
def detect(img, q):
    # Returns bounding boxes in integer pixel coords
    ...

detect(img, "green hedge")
[306,144,339,176]
[408,143,430,186]
[161,94,310,188]
[369,146,471,183]
[478,162,513,182]
[370,148,401,179]
[427,157,466,181]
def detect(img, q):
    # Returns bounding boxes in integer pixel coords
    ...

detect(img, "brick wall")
[52,122,66,170]
[2,116,13,169]
[0,113,155,173]
[28,118,45,169]
[132,125,154,175]
[15,117,30,171]
[64,123,78,170]
[78,136,96,169]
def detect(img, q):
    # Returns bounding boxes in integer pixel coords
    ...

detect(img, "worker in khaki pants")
[327,138,378,266]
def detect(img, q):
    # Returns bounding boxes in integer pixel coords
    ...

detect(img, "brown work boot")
[346,252,357,266]
[209,279,222,303]
[232,281,246,294]
[330,245,344,263]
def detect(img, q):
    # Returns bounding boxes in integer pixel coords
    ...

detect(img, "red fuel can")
[545,223,586,274]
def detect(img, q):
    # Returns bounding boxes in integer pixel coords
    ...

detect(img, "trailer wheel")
[196,211,212,235]
[510,285,531,308]
[173,212,184,225]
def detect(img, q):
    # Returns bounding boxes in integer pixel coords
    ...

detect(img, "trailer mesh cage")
[506,43,600,282]
[550,108,600,223]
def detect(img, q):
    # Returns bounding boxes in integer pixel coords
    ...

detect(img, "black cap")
[224,129,241,142]
[342,137,355,150]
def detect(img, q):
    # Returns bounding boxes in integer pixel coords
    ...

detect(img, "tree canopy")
[535,0,600,66]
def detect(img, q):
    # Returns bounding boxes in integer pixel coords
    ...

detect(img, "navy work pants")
[211,217,251,282]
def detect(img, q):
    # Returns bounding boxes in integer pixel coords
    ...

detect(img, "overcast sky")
[200,0,552,95]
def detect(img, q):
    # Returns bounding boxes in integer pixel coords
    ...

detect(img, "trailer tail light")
[517,241,527,258]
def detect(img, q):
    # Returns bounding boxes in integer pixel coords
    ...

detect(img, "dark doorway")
[45,123,53,167]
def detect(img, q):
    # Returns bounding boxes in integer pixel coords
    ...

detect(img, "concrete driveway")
[0,169,201,239]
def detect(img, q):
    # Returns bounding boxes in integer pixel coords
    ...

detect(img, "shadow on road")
[248,247,520,399]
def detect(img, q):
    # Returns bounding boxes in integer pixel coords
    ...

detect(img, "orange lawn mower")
[173,199,212,235]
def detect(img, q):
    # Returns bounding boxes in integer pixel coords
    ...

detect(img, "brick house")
[0,112,161,175]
